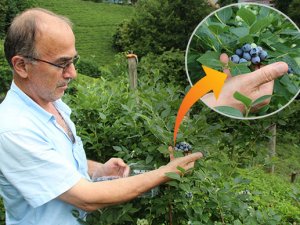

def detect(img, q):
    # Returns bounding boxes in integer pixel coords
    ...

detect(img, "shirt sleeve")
[0,129,82,208]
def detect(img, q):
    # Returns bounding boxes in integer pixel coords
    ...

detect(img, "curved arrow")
[173,65,227,144]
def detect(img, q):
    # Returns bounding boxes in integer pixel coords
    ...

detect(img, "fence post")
[126,53,138,90]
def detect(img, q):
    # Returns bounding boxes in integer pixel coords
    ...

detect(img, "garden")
[0,0,300,224]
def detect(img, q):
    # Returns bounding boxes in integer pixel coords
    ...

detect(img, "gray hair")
[4,8,73,68]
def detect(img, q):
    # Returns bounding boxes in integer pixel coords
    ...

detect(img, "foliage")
[0,40,12,102]
[76,58,102,78]
[187,4,300,118]
[138,49,187,85]
[0,0,36,38]
[271,0,294,14]
[112,0,214,56]
[0,198,4,224]
[287,0,300,27]
[216,0,238,7]
[63,56,300,223]
[34,0,134,65]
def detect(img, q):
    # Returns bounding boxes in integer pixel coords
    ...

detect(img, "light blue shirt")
[0,82,90,225]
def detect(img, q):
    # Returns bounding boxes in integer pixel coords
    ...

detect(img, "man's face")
[26,18,77,105]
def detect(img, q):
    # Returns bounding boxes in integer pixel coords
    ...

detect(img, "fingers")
[220,53,232,78]
[247,62,288,87]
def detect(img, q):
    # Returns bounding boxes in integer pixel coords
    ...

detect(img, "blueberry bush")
[63,55,300,224]
[187,3,300,118]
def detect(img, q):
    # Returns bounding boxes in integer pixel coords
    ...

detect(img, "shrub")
[0,40,12,102]
[112,0,214,56]
[76,58,102,78]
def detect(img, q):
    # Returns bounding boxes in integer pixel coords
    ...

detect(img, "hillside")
[34,0,134,65]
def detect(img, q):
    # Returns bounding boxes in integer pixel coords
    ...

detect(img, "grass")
[34,0,134,65]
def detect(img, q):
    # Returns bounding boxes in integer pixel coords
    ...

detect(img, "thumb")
[247,62,288,87]
[182,152,203,163]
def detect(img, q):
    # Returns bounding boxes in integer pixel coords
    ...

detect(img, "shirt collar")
[10,81,55,122]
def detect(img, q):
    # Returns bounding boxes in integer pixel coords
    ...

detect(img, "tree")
[287,0,300,27]
[112,0,214,56]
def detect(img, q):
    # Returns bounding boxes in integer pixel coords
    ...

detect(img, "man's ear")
[11,56,30,78]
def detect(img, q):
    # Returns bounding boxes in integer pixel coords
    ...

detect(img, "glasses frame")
[24,55,80,72]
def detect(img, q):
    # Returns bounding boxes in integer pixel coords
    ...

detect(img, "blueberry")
[242,52,251,61]
[230,55,240,63]
[174,142,192,153]
[251,56,261,64]
[288,66,293,74]
[235,48,243,57]
[257,46,263,53]
[259,50,268,60]
[185,192,193,199]
[239,58,248,63]
[242,43,251,52]
[250,43,257,48]
[250,47,259,56]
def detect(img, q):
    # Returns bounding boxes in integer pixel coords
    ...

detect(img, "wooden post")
[126,53,138,90]
[268,123,276,173]
[291,172,297,183]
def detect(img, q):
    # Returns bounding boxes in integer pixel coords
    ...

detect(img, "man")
[0,8,202,225]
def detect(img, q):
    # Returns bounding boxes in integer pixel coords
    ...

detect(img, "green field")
[34,0,134,65]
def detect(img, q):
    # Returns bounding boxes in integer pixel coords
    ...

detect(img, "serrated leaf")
[165,172,182,181]
[250,17,272,34]
[215,106,244,118]
[233,91,252,108]
[237,8,256,26]
[252,95,272,107]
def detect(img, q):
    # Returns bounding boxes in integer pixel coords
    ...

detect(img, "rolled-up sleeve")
[0,129,82,208]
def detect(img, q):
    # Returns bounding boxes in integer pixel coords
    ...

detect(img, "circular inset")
[186,3,300,119]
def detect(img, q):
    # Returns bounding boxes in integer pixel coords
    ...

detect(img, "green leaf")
[233,91,252,108]
[229,62,251,76]
[208,24,226,35]
[252,95,272,107]
[146,155,153,164]
[197,51,223,70]
[215,106,244,118]
[112,146,122,151]
[250,17,272,34]
[165,172,182,181]
[230,27,249,37]
[176,166,186,174]
[216,7,233,23]
[237,8,256,26]
[239,35,254,45]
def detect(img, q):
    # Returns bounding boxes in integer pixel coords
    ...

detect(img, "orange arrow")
[173,65,227,144]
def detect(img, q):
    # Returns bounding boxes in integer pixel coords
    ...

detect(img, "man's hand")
[88,158,130,179]
[101,158,130,177]
[201,53,288,112]
[162,151,203,175]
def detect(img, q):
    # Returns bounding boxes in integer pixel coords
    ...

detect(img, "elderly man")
[0,8,202,225]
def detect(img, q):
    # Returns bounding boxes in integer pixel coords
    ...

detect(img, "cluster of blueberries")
[230,43,268,65]
[174,142,192,153]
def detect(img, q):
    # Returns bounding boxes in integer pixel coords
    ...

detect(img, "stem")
[169,203,173,225]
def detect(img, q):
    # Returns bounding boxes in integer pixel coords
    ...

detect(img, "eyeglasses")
[24,55,80,72]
